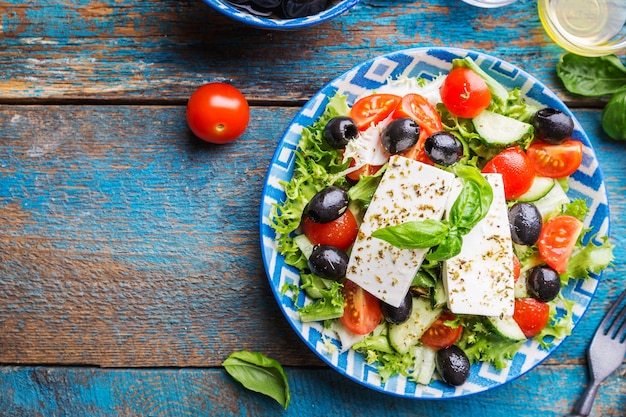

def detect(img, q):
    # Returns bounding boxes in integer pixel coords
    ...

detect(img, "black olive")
[527,265,561,302]
[531,108,574,145]
[381,118,420,154]
[306,186,349,223]
[380,292,413,324]
[281,0,327,18]
[508,202,543,246]
[424,132,464,166]
[307,245,348,280]
[436,345,470,386]
[323,116,358,149]
[249,0,282,8]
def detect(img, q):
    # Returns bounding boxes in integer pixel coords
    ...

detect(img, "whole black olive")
[281,0,327,18]
[380,292,413,324]
[250,0,281,8]
[307,244,348,280]
[531,108,574,145]
[527,265,561,302]
[424,132,464,166]
[508,202,543,246]
[381,118,420,154]
[306,186,349,223]
[436,345,470,386]
[323,116,358,149]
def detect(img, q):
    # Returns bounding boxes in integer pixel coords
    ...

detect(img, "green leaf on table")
[602,87,626,141]
[223,351,290,409]
[556,53,626,97]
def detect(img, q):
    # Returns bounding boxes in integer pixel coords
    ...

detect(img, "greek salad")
[270,57,614,387]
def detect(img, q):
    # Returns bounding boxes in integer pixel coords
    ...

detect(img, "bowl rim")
[202,0,360,29]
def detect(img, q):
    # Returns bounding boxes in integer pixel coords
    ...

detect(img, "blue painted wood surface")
[0,0,625,415]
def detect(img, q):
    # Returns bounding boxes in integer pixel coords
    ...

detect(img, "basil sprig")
[371,165,493,261]
[223,351,291,409]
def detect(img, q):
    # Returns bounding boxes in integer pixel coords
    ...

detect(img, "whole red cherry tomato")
[186,82,250,144]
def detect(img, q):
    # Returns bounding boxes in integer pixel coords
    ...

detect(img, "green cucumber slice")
[388,297,442,354]
[517,176,555,202]
[487,315,527,341]
[473,110,533,146]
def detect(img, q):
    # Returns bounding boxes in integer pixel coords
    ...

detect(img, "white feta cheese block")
[442,174,515,317]
[345,155,455,308]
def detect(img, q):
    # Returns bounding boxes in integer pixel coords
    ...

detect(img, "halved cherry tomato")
[301,210,359,251]
[350,94,401,131]
[345,157,383,182]
[420,312,463,349]
[481,147,536,200]
[526,140,583,178]
[186,82,250,144]
[513,298,550,338]
[399,129,433,165]
[341,280,383,335]
[512,254,521,283]
[538,215,584,274]
[440,67,492,119]
[392,93,443,136]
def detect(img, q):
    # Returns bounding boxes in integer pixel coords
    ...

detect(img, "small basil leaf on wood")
[371,219,449,249]
[601,87,626,141]
[557,53,626,97]
[223,351,290,409]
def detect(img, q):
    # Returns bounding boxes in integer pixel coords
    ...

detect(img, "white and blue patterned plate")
[259,47,610,398]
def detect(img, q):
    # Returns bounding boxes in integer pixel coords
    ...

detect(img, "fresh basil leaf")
[451,164,493,223]
[372,219,449,249]
[223,350,291,409]
[449,180,483,232]
[426,230,463,261]
[602,87,626,141]
[557,53,626,97]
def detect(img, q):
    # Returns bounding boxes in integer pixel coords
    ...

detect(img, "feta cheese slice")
[345,155,455,308]
[443,174,515,317]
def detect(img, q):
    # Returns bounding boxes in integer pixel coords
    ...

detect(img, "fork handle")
[574,379,601,416]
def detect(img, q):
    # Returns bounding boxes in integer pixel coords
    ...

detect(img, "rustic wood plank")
[0,0,618,104]
[0,105,624,368]
[0,365,624,416]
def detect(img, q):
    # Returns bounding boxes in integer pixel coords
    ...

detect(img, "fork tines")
[600,289,626,343]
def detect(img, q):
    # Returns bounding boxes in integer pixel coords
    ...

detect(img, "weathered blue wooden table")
[0,0,624,415]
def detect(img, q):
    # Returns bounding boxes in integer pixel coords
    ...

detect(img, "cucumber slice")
[430,279,447,309]
[487,315,527,341]
[517,176,555,202]
[294,233,314,258]
[533,181,570,220]
[473,110,533,146]
[411,344,437,385]
[388,297,442,354]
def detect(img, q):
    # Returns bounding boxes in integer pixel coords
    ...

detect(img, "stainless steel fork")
[574,288,626,416]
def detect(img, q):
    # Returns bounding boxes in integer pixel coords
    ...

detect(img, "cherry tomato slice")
[440,67,492,119]
[399,128,434,165]
[538,215,584,274]
[513,298,550,338]
[301,210,359,251]
[526,140,583,178]
[345,157,383,182]
[482,147,536,200]
[513,254,521,283]
[186,82,250,144]
[350,94,401,131]
[420,312,463,349]
[392,93,443,136]
[341,280,383,335]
